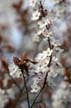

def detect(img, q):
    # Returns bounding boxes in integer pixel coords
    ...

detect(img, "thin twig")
[48,37,52,49]
[21,68,30,108]
[48,55,52,67]
[30,71,49,108]
[30,36,53,108]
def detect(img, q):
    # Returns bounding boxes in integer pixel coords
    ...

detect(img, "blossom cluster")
[2,0,71,108]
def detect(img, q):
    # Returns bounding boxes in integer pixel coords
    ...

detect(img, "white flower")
[31,10,40,21]
[46,48,53,57]
[52,56,62,67]
[31,84,40,93]
[36,27,45,36]
[42,30,52,38]
[35,51,47,61]
[35,48,53,61]
[31,77,41,93]
[38,19,51,29]
[9,63,22,78]
[29,48,52,75]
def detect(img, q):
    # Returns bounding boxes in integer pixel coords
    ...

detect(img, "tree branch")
[21,68,30,108]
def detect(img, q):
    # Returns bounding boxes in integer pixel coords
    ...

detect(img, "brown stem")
[21,68,30,108]
[30,71,49,108]
[48,37,52,49]
[30,36,53,108]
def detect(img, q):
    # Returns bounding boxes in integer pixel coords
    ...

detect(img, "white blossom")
[31,10,40,21]
[35,48,53,61]
[42,30,52,38]
[46,48,53,56]
[31,77,41,93]
[38,18,51,29]
[35,27,45,36]
[9,63,22,78]
[29,48,53,92]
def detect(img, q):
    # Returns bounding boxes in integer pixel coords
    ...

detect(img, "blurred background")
[0,0,71,108]
[0,0,71,62]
